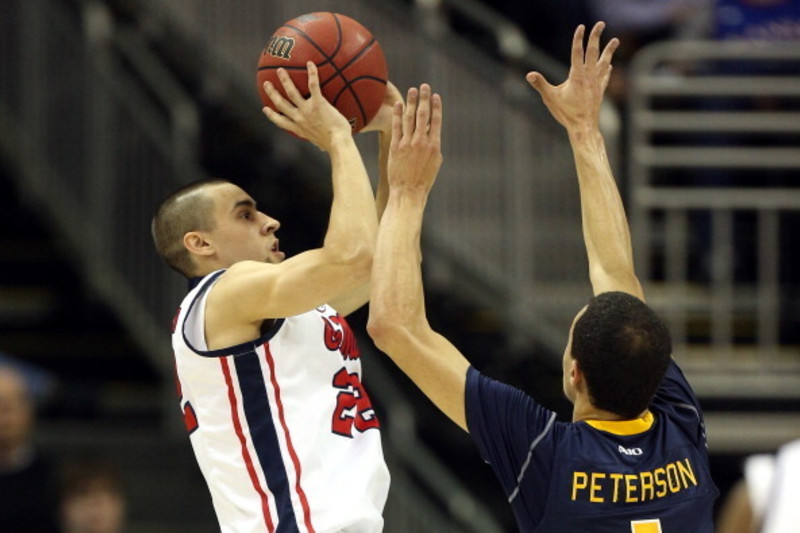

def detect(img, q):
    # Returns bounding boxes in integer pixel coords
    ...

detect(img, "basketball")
[256,12,388,134]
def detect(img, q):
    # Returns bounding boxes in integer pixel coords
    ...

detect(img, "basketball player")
[368,22,718,531]
[152,62,397,532]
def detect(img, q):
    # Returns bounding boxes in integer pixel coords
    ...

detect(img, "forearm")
[368,189,470,430]
[569,126,643,298]
[371,190,427,324]
[375,131,391,221]
[325,133,379,257]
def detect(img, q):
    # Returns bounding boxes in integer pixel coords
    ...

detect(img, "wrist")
[326,129,357,154]
[389,185,429,205]
[378,129,392,148]
[568,126,604,150]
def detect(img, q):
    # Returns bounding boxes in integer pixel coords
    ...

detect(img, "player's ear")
[184,231,214,258]
[569,359,582,388]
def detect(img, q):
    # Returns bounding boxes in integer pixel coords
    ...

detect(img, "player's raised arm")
[361,81,403,221]
[326,81,405,315]
[527,22,643,301]
[209,62,378,323]
[367,85,471,431]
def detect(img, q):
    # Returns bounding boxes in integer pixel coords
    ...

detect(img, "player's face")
[207,183,285,266]
[562,306,588,403]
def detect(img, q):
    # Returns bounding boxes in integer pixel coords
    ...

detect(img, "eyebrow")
[231,198,257,212]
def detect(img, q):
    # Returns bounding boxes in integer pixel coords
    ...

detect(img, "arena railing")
[627,39,800,449]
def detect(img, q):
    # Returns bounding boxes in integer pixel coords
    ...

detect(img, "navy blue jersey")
[465,361,718,532]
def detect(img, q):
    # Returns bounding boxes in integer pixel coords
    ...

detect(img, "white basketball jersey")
[172,271,390,533]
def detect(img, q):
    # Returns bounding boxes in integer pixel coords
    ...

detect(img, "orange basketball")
[256,12,388,134]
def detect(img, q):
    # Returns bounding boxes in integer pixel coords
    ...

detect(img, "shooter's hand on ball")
[262,61,351,151]
[361,81,403,136]
[387,84,443,196]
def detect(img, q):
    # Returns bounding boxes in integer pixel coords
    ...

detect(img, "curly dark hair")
[571,291,672,419]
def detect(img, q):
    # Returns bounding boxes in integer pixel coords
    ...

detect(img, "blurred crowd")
[0,360,126,533]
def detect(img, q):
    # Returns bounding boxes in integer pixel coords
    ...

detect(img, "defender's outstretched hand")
[526,22,619,131]
[262,62,351,151]
[387,84,443,195]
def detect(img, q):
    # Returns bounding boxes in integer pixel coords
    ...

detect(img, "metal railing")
[628,40,800,396]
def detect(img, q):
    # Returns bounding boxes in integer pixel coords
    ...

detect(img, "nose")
[261,213,280,234]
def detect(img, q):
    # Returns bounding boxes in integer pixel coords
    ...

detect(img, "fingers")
[525,71,553,96]
[276,65,308,106]
[598,36,620,71]
[415,84,432,138]
[305,61,322,100]
[390,101,403,148]
[402,87,418,138]
[262,62,318,116]
[400,84,440,138]
[262,104,297,133]
[429,93,443,143]
[585,21,605,64]
[262,79,297,120]
[570,24,586,69]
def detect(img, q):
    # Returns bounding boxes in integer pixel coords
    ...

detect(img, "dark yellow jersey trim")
[584,411,654,435]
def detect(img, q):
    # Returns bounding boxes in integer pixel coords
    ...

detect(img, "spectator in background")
[0,362,60,532]
[59,456,127,533]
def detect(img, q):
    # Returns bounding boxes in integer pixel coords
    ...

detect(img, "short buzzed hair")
[151,179,228,277]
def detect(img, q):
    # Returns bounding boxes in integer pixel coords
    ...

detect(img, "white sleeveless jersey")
[172,271,390,533]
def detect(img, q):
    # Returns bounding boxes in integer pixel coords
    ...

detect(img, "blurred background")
[0,0,798,531]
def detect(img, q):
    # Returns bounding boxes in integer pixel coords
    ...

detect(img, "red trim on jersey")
[221,357,276,532]
[262,342,316,533]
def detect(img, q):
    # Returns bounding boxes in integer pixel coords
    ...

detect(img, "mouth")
[269,240,285,261]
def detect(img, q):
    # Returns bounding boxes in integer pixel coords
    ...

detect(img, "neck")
[571,395,645,423]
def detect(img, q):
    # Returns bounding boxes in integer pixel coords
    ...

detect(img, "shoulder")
[650,360,712,448]
[652,360,702,417]
[465,367,560,445]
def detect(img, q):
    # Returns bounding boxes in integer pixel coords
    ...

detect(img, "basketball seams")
[257,12,387,132]
[330,13,344,60]
[282,24,336,68]
[329,38,385,126]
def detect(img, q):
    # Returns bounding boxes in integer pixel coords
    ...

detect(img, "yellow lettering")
[609,473,624,503]
[654,467,667,498]
[666,463,681,493]
[625,474,639,502]
[572,472,588,501]
[590,473,606,503]
[576,459,699,505]
[639,471,655,501]
[677,458,698,488]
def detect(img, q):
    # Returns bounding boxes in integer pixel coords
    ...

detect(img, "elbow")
[367,312,411,355]
[348,244,374,278]
[328,241,374,278]
[590,264,645,300]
